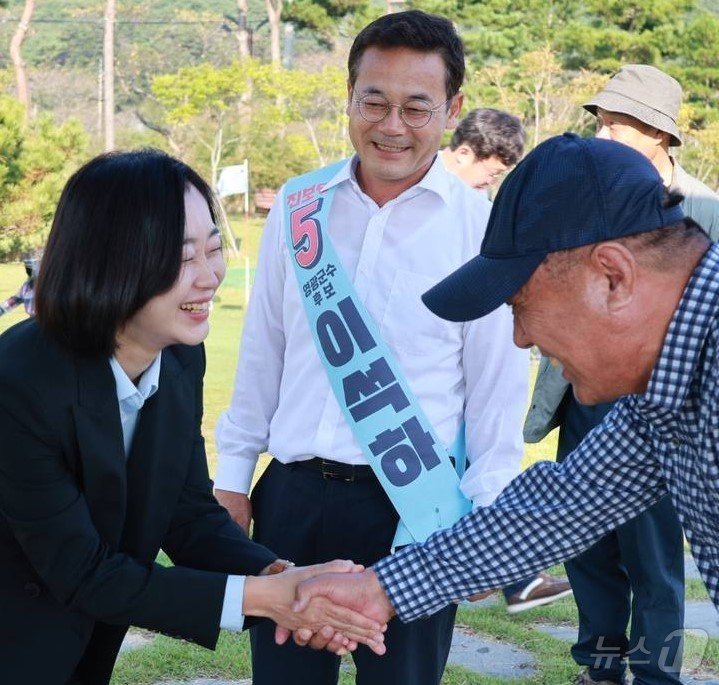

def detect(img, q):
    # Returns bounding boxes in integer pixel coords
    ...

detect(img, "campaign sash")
[283,161,471,544]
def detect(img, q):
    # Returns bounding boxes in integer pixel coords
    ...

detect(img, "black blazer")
[0,320,276,685]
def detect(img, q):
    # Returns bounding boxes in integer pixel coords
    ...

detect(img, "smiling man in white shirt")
[214,10,528,685]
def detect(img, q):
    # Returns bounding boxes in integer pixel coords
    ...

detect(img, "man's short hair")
[617,216,708,269]
[35,149,221,358]
[348,10,465,101]
[546,216,707,277]
[449,108,525,166]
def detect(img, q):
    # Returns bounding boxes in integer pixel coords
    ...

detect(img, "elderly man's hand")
[274,568,395,651]
[243,561,386,655]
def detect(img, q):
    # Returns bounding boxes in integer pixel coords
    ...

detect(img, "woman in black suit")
[0,150,383,684]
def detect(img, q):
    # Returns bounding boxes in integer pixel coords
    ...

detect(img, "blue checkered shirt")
[375,243,719,622]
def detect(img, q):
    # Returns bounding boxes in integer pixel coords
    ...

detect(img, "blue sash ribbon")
[283,161,471,544]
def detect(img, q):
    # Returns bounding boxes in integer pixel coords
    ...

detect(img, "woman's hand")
[243,560,387,655]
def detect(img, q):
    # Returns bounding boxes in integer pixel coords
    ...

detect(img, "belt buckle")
[320,459,355,482]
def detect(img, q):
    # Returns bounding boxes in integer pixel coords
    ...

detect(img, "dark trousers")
[249,459,458,685]
[558,396,685,685]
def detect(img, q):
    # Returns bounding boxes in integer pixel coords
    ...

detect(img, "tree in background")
[0,80,88,259]
[103,0,115,150]
[283,0,371,50]
[265,0,282,65]
[233,0,251,58]
[151,59,347,190]
[9,0,35,122]
[151,61,254,189]
[464,48,606,146]
[252,62,347,165]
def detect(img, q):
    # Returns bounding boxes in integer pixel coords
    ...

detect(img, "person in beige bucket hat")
[584,64,683,147]
[582,64,718,237]
[524,64,719,685]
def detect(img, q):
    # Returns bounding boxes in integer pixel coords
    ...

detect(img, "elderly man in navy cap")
[288,133,719,680]
[523,65,719,685]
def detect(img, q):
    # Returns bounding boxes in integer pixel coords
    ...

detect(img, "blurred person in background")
[440,107,524,195]
[0,252,41,317]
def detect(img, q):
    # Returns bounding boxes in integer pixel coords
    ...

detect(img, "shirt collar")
[415,154,453,205]
[320,156,353,192]
[669,158,689,195]
[109,352,162,412]
[323,154,452,207]
[643,243,719,411]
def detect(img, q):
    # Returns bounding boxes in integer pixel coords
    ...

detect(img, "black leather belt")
[292,457,375,482]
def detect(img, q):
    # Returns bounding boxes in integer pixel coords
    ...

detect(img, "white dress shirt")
[109,354,246,632]
[215,155,529,507]
[109,354,162,455]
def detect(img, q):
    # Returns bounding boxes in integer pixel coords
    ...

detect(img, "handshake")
[244,559,396,655]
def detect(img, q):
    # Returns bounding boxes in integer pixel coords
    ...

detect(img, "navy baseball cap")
[422,132,685,322]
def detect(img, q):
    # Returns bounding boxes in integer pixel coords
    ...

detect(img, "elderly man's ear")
[588,242,637,313]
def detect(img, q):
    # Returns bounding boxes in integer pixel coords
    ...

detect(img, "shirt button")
[670,438,681,447]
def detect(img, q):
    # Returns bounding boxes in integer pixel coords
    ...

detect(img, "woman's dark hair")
[35,148,220,358]
[348,10,465,100]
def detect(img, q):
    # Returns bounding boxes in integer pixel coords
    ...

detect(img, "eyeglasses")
[477,157,507,181]
[353,94,450,129]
